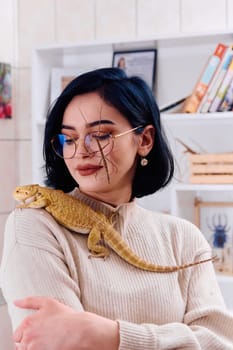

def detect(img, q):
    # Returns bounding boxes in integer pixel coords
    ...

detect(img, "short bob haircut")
[44,67,174,198]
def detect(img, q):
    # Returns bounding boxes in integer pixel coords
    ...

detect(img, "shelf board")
[172,183,233,191]
[161,112,233,123]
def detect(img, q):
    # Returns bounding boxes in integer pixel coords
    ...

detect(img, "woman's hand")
[14,296,119,350]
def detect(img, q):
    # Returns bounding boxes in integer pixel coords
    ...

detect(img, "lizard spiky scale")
[13,184,215,273]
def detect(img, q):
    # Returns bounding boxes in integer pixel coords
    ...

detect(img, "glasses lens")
[51,134,76,159]
[86,132,113,155]
[51,132,113,159]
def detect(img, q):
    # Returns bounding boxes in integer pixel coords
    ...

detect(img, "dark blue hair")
[44,67,174,198]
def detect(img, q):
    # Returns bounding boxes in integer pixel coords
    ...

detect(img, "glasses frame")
[51,125,144,159]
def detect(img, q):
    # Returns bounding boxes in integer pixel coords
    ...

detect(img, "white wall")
[1,0,233,348]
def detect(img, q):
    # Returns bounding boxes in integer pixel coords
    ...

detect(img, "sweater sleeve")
[0,209,84,330]
[118,223,233,349]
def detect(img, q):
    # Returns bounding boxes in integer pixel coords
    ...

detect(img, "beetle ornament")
[207,213,230,248]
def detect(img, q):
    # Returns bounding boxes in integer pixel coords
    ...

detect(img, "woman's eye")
[64,138,75,145]
[92,132,111,141]
[58,134,77,146]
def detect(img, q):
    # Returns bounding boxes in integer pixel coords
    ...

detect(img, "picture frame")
[50,67,82,104]
[194,198,233,275]
[0,62,12,119]
[112,49,157,90]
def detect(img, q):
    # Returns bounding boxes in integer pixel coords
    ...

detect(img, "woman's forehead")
[69,92,115,110]
[63,93,129,126]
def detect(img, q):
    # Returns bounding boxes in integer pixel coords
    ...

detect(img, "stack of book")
[183,43,233,113]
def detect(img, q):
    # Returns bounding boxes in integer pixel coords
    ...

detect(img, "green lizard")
[13,184,215,272]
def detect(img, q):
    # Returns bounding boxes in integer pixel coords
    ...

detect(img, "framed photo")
[112,49,157,90]
[194,198,233,275]
[50,67,82,104]
[0,62,12,119]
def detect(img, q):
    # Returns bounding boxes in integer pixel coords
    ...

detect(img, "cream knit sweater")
[1,188,233,349]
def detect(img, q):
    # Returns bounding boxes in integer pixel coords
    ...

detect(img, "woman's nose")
[73,136,94,157]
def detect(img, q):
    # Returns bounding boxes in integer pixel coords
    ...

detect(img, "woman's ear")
[137,125,155,156]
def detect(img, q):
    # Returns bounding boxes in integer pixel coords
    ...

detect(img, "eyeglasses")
[51,125,144,159]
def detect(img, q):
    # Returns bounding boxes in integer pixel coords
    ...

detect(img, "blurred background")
[1,0,233,348]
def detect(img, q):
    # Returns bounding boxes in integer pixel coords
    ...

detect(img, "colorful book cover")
[209,58,233,112]
[198,45,233,113]
[182,43,227,113]
[218,76,233,111]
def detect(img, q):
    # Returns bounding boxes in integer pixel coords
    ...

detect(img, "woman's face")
[61,92,151,205]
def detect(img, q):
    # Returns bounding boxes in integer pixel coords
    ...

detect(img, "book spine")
[209,58,233,112]
[217,76,233,111]
[182,43,227,113]
[198,46,233,113]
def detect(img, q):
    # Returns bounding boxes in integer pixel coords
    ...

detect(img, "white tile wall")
[17,140,32,185]
[227,0,233,27]
[0,0,15,63]
[0,141,17,212]
[56,0,95,43]
[96,0,136,40]
[181,0,226,32]
[0,118,16,140]
[14,68,32,139]
[137,0,180,37]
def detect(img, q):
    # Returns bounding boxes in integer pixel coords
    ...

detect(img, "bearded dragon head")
[13,184,40,205]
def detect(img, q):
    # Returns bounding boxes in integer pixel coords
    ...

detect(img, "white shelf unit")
[163,111,233,306]
[161,111,233,221]
[32,30,233,185]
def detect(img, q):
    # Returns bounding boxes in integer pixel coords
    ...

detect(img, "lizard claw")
[88,252,109,260]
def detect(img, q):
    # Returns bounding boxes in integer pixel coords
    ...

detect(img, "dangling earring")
[140,157,148,167]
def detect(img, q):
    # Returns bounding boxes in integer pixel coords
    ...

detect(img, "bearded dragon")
[13,184,215,273]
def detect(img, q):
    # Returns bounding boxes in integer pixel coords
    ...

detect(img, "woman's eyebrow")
[61,124,76,130]
[87,120,115,127]
[61,120,115,130]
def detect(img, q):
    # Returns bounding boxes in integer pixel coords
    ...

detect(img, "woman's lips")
[77,165,102,176]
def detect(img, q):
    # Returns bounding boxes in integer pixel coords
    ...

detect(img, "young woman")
[1,68,233,350]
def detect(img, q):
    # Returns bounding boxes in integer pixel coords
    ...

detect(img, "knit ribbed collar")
[70,187,137,217]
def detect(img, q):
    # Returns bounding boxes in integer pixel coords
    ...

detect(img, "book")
[198,45,233,113]
[217,76,233,111]
[209,57,233,112]
[182,43,228,113]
